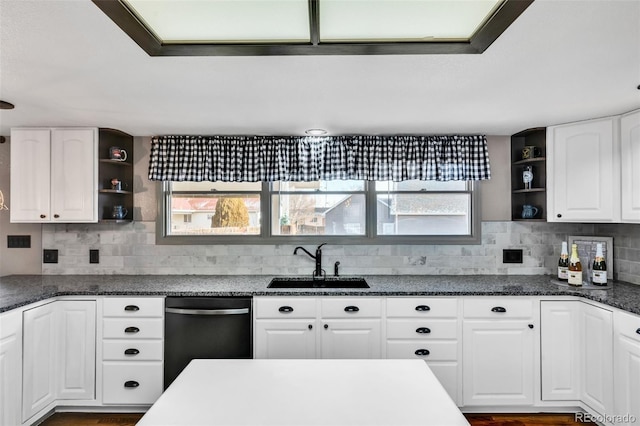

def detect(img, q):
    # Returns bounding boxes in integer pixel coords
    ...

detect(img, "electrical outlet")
[503,249,523,264]
[43,249,58,264]
[7,235,31,248]
[90,249,99,264]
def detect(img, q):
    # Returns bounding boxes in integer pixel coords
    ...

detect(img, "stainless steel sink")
[267,277,369,289]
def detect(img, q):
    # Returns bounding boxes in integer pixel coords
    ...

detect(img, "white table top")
[137,359,469,426]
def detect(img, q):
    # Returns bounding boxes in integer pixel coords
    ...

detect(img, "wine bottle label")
[558,266,569,280]
[592,271,607,285]
[568,270,583,286]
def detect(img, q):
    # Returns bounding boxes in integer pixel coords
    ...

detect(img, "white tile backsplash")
[40,220,640,285]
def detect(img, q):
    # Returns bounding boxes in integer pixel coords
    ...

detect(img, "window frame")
[156,181,481,245]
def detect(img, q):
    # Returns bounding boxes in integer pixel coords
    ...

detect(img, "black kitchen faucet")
[294,243,326,279]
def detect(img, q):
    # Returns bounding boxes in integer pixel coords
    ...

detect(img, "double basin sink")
[268,277,369,289]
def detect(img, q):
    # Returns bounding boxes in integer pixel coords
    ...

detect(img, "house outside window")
[158,180,478,244]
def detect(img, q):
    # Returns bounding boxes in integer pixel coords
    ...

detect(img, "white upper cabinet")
[547,116,620,222]
[621,109,640,222]
[10,128,98,223]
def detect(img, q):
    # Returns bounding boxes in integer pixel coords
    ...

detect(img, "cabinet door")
[320,319,381,359]
[0,311,22,426]
[547,117,620,222]
[621,109,640,222]
[51,128,98,222]
[614,311,640,422]
[57,301,96,400]
[462,320,535,406]
[22,302,57,422]
[9,128,52,222]
[254,320,317,359]
[581,304,614,417]
[541,301,581,401]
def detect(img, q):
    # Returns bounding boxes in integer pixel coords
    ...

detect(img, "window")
[159,180,478,244]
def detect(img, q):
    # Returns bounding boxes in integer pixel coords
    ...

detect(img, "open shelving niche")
[98,128,134,223]
[510,128,547,221]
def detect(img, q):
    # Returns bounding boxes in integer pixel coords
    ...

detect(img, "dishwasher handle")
[165,307,249,316]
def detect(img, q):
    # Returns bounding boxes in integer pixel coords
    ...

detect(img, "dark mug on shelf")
[521,204,539,219]
[110,178,122,191]
[112,205,128,220]
[521,146,541,160]
[109,146,127,161]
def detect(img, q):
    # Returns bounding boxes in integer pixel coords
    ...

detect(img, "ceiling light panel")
[319,0,504,42]
[124,0,310,43]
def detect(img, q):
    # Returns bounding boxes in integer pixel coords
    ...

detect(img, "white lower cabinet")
[101,297,164,405]
[581,303,614,418]
[385,297,460,404]
[254,297,382,359]
[540,301,614,421]
[541,300,581,401]
[0,310,22,426]
[462,298,536,406]
[614,310,640,424]
[22,300,96,422]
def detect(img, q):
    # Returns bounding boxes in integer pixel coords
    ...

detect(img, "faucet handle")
[317,243,327,251]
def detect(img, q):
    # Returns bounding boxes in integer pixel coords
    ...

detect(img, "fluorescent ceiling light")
[125,0,310,43]
[320,0,503,42]
[93,0,533,56]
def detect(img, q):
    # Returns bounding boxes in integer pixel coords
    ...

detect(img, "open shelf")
[98,129,134,223]
[511,128,546,221]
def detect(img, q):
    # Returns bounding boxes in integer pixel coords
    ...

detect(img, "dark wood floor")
[41,412,596,425]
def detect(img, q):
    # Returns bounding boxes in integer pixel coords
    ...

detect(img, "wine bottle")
[558,241,569,281]
[568,243,583,286]
[592,243,607,286]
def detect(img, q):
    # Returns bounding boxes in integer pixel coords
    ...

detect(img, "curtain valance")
[148,135,491,182]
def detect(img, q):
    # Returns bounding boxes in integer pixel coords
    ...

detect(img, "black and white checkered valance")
[148,135,491,182]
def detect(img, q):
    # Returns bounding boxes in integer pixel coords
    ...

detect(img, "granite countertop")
[2,274,639,315]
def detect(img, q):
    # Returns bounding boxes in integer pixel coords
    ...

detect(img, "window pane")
[272,193,366,236]
[376,193,470,235]
[273,180,365,192]
[170,194,260,235]
[375,180,466,192]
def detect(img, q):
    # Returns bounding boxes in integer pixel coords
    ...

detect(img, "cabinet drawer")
[254,297,317,319]
[103,297,164,318]
[616,310,640,343]
[103,318,163,339]
[321,298,382,318]
[102,362,163,405]
[387,298,458,318]
[463,298,534,319]
[386,319,458,340]
[386,341,458,361]
[103,340,163,361]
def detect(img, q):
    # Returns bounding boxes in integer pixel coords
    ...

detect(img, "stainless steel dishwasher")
[164,297,252,389]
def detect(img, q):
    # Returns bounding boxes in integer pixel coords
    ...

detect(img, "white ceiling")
[0,0,639,137]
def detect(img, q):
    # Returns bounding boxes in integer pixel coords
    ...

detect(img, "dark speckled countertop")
[1,274,639,315]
